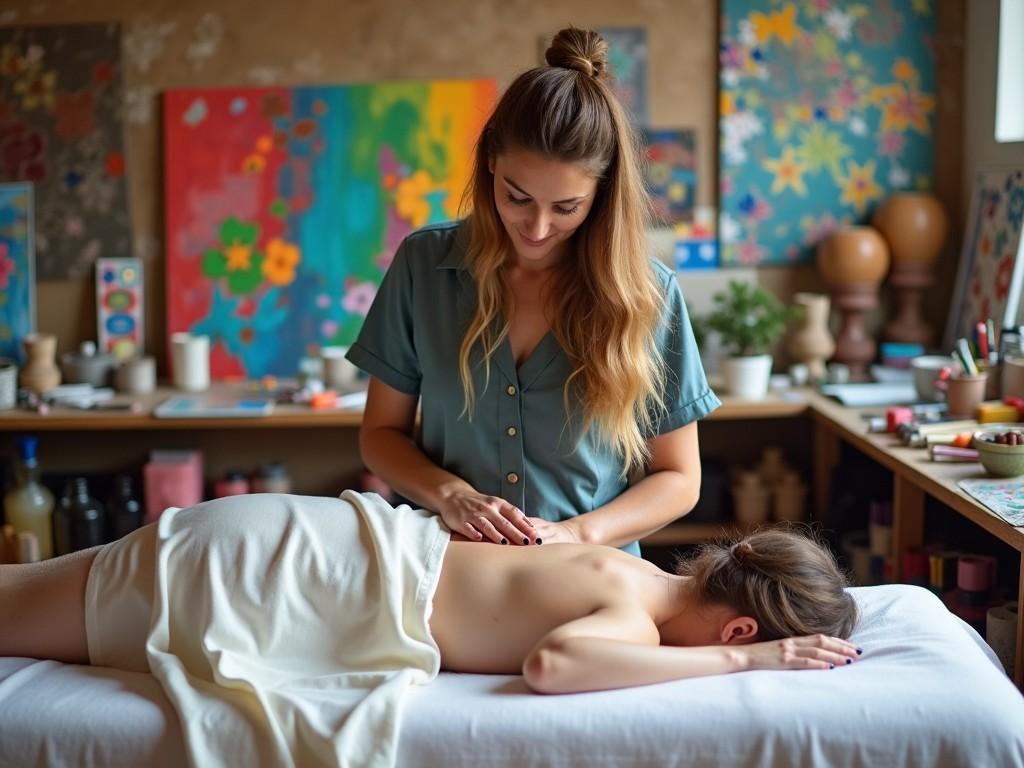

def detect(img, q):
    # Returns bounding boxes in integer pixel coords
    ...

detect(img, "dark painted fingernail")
[522,537,530,545]
[829,664,835,669]
[845,658,852,664]
[535,538,543,545]
[500,538,508,545]
[856,648,863,655]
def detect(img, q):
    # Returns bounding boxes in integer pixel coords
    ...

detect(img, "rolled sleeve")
[649,265,721,436]
[346,239,422,396]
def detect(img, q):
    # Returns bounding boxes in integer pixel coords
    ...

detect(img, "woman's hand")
[437,490,537,544]
[525,517,581,545]
[738,635,862,672]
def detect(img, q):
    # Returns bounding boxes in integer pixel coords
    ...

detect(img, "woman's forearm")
[569,469,699,548]
[360,425,475,512]
[524,636,742,694]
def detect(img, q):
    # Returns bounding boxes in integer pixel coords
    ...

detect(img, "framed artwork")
[165,80,496,380]
[598,27,649,125]
[96,257,144,360]
[719,1,936,265]
[641,128,696,225]
[944,168,1024,350]
[0,24,131,279]
[0,182,35,363]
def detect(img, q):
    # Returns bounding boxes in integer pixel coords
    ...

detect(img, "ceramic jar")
[788,293,835,383]
[872,193,948,345]
[19,333,61,394]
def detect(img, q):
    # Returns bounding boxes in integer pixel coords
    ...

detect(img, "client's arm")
[522,606,858,694]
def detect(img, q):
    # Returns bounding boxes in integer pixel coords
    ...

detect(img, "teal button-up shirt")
[347,221,720,554]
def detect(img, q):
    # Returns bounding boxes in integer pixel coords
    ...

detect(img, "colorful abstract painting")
[946,169,1024,349]
[641,128,696,225]
[599,28,649,125]
[0,24,131,279]
[719,1,936,265]
[165,81,496,379]
[0,182,34,363]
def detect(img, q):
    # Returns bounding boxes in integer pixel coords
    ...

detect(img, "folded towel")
[86,491,449,768]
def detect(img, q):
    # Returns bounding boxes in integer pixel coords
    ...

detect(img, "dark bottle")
[57,478,107,553]
[106,474,142,541]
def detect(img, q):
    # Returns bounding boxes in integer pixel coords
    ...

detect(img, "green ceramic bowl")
[973,425,1024,477]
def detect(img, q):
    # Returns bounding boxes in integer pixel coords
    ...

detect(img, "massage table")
[1,584,1023,767]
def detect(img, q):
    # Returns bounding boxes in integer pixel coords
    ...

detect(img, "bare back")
[430,541,660,673]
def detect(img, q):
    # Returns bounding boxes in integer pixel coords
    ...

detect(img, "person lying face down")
[0,496,860,696]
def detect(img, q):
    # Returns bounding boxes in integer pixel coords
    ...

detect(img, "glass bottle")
[3,435,55,559]
[57,477,106,553]
[106,474,142,541]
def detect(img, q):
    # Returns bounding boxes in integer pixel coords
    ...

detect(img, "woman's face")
[490,148,599,269]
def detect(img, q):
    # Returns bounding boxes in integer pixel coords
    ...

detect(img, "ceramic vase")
[733,471,770,527]
[720,354,773,401]
[773,471,807,522]
[788,293,835,383]
[19,333,61,395]
[872,193,948,345]
[817,226,890,380]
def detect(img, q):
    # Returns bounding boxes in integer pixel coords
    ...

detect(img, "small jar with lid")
[214,469,250,498]
[252,462,291,494]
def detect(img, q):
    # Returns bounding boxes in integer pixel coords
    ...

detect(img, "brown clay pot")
[817,225,890,287]
[872,192,948,270]
[19,333,61,394]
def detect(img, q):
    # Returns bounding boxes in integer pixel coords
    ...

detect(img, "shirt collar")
[435,219,471,270]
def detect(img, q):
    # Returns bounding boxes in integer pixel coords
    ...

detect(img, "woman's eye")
[506,193,531,206]
[555,205,580,216]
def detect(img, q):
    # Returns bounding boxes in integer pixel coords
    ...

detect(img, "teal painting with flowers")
[719,0,936,266]
[0,182,34,362]
[164,81,495,379]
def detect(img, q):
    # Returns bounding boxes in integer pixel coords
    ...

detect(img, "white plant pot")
[721,354,773,400]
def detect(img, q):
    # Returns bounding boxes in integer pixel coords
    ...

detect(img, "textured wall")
[2,0,717,370]
[2,0,964,370]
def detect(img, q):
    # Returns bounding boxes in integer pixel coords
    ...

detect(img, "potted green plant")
[705,280,798,399]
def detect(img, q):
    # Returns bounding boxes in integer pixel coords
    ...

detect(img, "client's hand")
[437,490,537,545]
[739,635,861,672]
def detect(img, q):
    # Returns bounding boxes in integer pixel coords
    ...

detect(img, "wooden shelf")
[0,384,364,431]
[641,521,751,547]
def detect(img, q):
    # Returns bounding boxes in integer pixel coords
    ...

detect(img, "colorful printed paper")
[599,28,649,124]
[165,81,496,379]
[958,478,1024,528]
[96,257,143,360]
[641,128,697,225]
[0,182,34,362]
[945,169,1024,348]
[0,24,131,279]
[719,1,936,265]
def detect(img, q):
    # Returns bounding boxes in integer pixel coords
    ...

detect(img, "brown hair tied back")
[545,27,610,82]
[730,540,755,565]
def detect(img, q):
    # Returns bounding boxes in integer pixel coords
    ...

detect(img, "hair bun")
[545,27,610,81]
[731,541,755,564]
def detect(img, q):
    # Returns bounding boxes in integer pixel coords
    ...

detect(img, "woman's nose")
[525,213,548,239]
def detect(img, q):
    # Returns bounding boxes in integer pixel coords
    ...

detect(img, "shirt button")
[506,472,519,484]
[506,384,517,396]
[506,426,517,437]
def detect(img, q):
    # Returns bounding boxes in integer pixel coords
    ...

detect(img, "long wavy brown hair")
[458,27,665,474]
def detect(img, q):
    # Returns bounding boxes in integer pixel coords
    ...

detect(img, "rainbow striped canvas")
[164,81,495,379]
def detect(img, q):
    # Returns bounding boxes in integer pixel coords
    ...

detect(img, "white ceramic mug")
[910,355,953,401]
[171,333,210,391]
[321,346,359,391]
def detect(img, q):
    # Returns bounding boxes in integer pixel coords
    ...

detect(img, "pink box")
[143,450,204,523]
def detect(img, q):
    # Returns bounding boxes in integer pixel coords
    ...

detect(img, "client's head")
[673,527,858,644]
